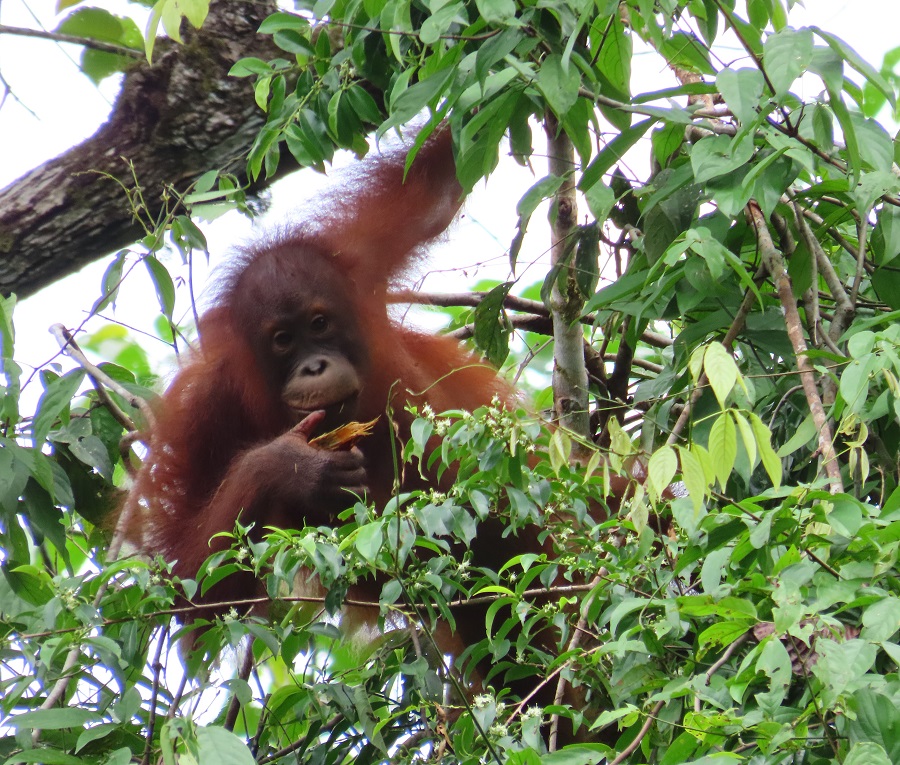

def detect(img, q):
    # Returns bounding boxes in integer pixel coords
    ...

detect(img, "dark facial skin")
[234,243,371,433]
[216,245,369,526]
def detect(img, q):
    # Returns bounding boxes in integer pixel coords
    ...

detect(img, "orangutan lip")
[287,395,357,425]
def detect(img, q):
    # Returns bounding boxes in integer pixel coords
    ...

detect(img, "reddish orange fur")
[127,132,513,608]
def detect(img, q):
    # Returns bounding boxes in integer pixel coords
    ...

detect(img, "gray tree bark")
[0,0,285,298]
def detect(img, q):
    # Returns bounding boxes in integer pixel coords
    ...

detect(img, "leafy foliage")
[4,0,900,763]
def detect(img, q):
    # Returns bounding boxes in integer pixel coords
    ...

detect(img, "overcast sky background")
[1,0,898,407]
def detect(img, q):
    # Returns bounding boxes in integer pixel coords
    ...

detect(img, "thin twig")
[31,478,140,741]
[50,323,156,432]
[790,203,855,342]
[694,632,749,712]
[142,627,170,765]
[849,216,869,306]
[548,574,602,751]
[0,23,142,57]
[224,647,255,732]
[394,290,672,348]
[608,700,665,765]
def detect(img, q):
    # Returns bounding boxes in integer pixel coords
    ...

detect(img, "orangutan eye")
[310,315,329,333]
[272,330,294,351]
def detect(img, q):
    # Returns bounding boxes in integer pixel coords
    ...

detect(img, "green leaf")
[57,7,141,48]
[354,521,384,563]
[813,27,897,110]
[273,29,314,56]
[776,413,815,457]
[697,619,752,650]
[848,690,900,762]
[845,743,891,765]
[510,175,566,269]
[474,0,516,25]
[756,634,792,709]
[76,722,119,752]
[3,563,54,606]
[594,13,632,99]
[659,32,715,75]
[749,413,782,488]
[579,118,655,192]
[703,342,738,409]
[549,429,572,475]
[840,355,876,413]
[537,54,581,119]
[195,725,257,764]
[677,446,707,515]
[811,103,834,151]
[143,255,176,320]
[146,0,209,58]
[861,596,900,643]
[383,65,456,131]
[708,411,737,488]
[828,84,862,186]
[690,133,754,184]
[0,750,87,764]
[473,282,513,366]
[10,707,100,730]
[420,2,465,45]
[647,445,677,503]
[345,85,383,126]
[575,223,601,297]
[715,67,765,124]
[873,204,900,266]
[258,11,309,33]
[229,57,271,77]
[732,410,757,470]
[814,640,877,707]
[763,27,813,96]
[33,369,85,447]
[699,546,730,595]
[651,122,684,166]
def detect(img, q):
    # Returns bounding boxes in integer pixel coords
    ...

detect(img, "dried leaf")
[309,417,379,450]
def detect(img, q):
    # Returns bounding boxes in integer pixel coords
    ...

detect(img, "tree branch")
[0,23,143,57]
[0,0,289,298]
[748,201,843,494]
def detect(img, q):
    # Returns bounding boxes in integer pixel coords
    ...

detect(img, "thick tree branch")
[748,202,843,494]
[545,116,590,452]
[0,0,287,298]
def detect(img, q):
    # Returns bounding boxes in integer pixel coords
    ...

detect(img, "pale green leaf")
[196,725,257,764]
[749,413,782,488]
[355,521,384,563]
[708,411,737,488]
[813,27,897,109]
[703,341,738,409]
[732,410,757,470]
[647,445,677,503]
[677,445,707,515]
[549,428,572,475]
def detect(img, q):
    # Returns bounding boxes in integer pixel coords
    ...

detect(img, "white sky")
[0,0,898,405]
